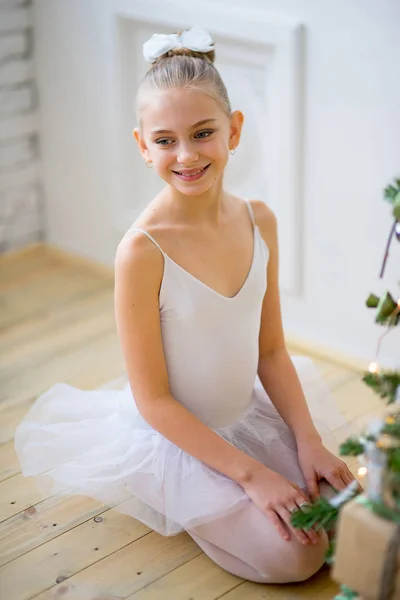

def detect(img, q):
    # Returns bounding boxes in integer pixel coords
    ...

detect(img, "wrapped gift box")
[332,495,400,599]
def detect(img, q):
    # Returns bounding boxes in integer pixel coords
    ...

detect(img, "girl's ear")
[133,127,151,162]
[229,110,244,150]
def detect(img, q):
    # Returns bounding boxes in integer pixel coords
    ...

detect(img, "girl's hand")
[297,440,356,501]
[242,465,321,545]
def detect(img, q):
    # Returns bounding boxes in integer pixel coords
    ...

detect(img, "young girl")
[15,27,356,584]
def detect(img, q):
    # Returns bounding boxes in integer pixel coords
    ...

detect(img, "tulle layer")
[14,356,348,536]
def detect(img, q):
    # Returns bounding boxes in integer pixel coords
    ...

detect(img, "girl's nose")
[177,144,199,166]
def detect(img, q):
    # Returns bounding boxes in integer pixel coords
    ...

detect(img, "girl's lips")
[172,164,211,182]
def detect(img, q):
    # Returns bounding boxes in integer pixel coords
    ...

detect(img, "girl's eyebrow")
[150,119,217,135]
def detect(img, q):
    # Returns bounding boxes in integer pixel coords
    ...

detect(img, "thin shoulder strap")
[245,200,256,227]
[127,227,164,255]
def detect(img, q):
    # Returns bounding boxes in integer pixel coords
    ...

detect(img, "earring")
[146,161,153,168]
[230,148,236,155]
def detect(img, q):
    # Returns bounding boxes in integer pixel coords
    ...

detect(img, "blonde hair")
[136,46,232,117]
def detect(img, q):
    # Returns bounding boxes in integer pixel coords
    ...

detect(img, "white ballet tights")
[187,481,335,584]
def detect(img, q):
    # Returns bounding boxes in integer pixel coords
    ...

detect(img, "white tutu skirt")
[15,356,348,536]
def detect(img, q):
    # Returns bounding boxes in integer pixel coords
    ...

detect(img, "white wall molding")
[109,0,305,294]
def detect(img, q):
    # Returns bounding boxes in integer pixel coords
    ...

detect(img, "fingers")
[340,463,364,492]
[265,508,291,542]
[342,464,356,485]
[265,495,320,545]
[279,504,320,545]
[306,476,320,502]
[291,483,309,503]
[326,462,356,492]
[291,495,320,544]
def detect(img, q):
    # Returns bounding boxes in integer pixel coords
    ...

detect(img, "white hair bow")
[143,26,214,64]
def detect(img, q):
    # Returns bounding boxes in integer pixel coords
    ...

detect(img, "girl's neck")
[162,180,227,226]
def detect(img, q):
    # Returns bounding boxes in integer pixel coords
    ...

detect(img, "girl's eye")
[155,138,174,146]
[154,130,214,145]
[194,130,214,139]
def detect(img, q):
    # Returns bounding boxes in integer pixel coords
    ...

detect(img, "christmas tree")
[292,177,400,599]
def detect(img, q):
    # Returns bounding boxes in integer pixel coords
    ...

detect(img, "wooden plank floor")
[0,244,381,600]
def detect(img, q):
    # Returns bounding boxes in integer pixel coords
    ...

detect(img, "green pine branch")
[339,437,365,456]
[382,423,400,438]
[325,538,336,565]
[362,371,400,404]
[384,177,400,220]
[388,447,400,472]
[358,495,400,523]
[384,184,398,202]
[291,498,338,532]
[334,585,359,600]
[365,291,399,326]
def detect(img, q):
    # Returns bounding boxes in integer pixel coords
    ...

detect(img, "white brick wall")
[0,32,27,61]
[0,84,33,115]
[0,7,31,32]
[0,0,43,253]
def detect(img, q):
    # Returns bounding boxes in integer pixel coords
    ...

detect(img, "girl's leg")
[188,531,274,584]
[186,480,333,584]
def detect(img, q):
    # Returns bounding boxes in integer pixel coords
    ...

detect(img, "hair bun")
[138,27,231,118]
[161,45,215,64]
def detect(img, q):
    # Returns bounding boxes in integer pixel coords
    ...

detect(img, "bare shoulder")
[247,199,278,246]
[115,230,164,292]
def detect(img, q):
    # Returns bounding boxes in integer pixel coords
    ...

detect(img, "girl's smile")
[172,163,211,181]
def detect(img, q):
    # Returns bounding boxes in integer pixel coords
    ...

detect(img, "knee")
[282,530,329,583]
[260,529,329,584]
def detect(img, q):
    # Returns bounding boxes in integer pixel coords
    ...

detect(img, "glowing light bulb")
[358,466,368,478]
[368,362,379,374]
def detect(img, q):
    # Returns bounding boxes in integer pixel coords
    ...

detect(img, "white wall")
[234,0,400,369]
[33,0,400,369]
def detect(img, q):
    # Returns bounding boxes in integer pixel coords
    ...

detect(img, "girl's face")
[134,87,243,197]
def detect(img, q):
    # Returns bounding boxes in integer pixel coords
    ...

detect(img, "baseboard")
[44,243,115,278]
[286,334,366,373]
[0,242,46,264]
[1,241,115,279]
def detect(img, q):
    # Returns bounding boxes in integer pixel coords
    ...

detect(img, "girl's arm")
[252,200,356,498]
[114,232,264,484]
[250,201,322,445]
